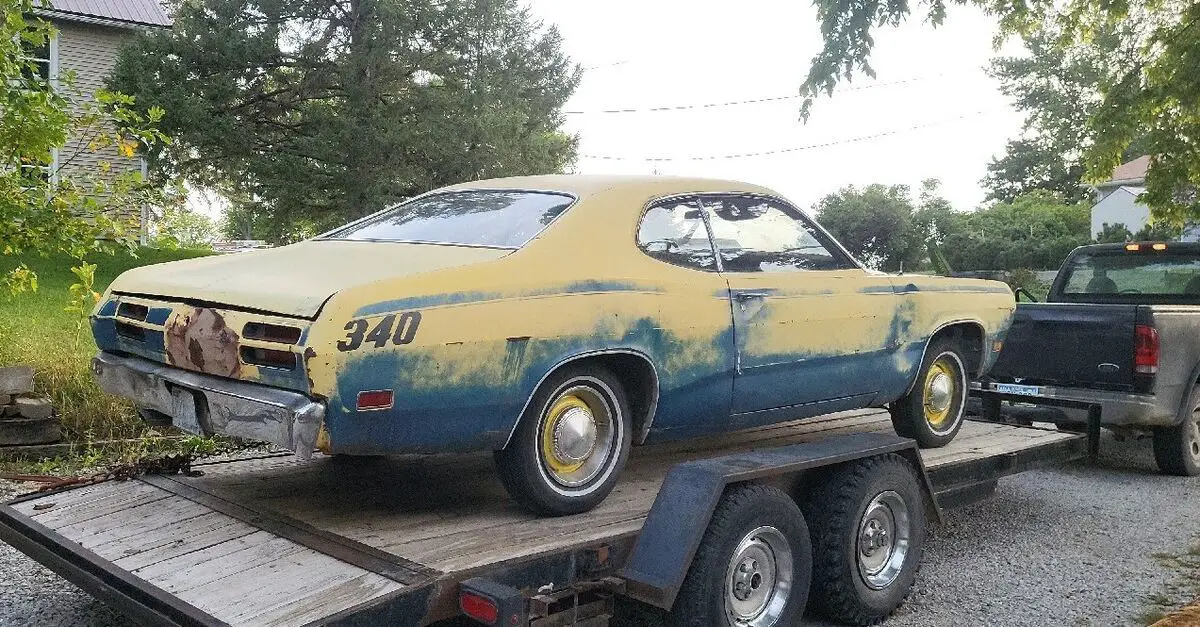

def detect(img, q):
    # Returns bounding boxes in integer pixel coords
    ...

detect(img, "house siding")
[1090,187,1150,238]
[54,19,143,225]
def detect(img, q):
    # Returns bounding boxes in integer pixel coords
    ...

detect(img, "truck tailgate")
[991,303,1140,388]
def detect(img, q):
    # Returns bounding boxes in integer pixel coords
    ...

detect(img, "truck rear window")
[1060,251,1200,297]
[322,190,575,249]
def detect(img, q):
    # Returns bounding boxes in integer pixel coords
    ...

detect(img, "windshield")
[1058,250,1200,301]
[321,190,575,248]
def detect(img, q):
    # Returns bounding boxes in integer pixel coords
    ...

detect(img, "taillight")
[1135,324,1159,374]
[460,591,500,624]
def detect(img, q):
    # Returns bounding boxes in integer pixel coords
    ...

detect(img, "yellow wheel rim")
[923,358,958,428]
[541,394,591,475]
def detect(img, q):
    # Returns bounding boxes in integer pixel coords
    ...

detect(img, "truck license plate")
[993,383,1042,397]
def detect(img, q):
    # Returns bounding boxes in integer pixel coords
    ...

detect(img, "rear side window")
[322,190,575,248]
[637,199,718,271]
[700,196,854,272]
[1061,251,1200,297]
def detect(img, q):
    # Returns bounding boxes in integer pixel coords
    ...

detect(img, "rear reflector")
[1135,324,1160,374]
[460,592,500,624]
[356,390,394,411]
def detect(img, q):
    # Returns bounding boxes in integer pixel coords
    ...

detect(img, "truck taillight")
[1135,325,1159,374]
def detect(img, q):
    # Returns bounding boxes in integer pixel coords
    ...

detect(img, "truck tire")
[1153,385,1200,477]
[668,484,811,627]
[802,454,926,625]
[890,338,969,448]
[495,364,632,516]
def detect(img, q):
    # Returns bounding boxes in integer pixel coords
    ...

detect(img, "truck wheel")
[802,454,926,625]
[891,338,968,448]
[668,484,811,627]
[1153,385,1200,476]
[495,365,632,516]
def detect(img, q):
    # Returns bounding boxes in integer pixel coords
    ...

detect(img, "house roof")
[1098,155,1151,187]
[40,0,171,28]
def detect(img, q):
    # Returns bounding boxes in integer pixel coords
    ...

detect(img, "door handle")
[734,292,770,301]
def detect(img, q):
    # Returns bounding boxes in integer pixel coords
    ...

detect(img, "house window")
[18,31,58,183]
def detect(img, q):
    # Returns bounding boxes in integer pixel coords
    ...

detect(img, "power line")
[563,74,949,115]
[577,110,1002,162]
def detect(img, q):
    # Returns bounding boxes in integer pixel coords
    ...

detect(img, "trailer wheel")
[495,365,632,516]
[803,454,925,625]
[891,338,968,448]
[668,484,811,627]
[1153,385,1200,476]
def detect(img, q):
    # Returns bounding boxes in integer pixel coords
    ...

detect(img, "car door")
[699,194,900,419]
[631,195,739,437]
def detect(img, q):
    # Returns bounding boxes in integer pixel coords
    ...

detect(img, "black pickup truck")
[978,241,1200,476]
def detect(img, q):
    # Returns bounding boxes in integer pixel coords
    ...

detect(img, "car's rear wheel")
[495,365,632,516]
[1153,385,1200,477]
[891,338,968,448]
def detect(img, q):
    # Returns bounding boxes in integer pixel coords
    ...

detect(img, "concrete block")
[0,417,62,446]
[13,396,54,420]
[0,366,34,395]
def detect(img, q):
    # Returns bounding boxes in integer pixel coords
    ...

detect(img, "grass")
[0,248,210,449]
[1136,537,1200,626]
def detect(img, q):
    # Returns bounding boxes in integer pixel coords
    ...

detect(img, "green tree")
[815,184,923,271]
[1,0,168,300]
[153,208,217,249]
[940,191,1091,270]
[799,0,1200,225]
[1096,222,1132,243]
[110,0,580,243]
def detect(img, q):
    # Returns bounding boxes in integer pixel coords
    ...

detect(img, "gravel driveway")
[1,432,1196,627]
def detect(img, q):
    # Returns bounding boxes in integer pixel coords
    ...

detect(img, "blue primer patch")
[354,281,668,318]
[325,316,738,455]
[145,307,172,325]
[97,300,118,317]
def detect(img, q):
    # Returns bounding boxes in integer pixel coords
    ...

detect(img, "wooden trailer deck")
[1,410,1084,626]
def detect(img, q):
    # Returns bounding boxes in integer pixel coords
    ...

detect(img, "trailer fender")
[617,431,938,610]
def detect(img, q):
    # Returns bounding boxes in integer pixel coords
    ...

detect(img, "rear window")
[1060,250,1200,298]
[322,190,575,248]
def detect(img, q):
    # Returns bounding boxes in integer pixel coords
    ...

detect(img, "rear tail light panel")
[1134,324,1159,374]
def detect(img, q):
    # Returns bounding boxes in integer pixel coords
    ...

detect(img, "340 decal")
[337,311,422,352]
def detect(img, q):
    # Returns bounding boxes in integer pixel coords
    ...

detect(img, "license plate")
[993,383,1042,397]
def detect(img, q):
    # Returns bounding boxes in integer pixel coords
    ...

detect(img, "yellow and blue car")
[90,175,1015,515]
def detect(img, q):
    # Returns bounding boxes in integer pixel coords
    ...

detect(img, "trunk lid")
[108,240,511,318]
[991,302,1142,389]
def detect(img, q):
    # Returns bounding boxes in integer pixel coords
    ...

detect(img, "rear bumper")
[91,351,324,458]
[973,381,1174,427]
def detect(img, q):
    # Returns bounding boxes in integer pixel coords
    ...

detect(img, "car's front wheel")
[890,338,969,448]
[495,365,632,516]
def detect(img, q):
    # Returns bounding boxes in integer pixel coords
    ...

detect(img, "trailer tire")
[1153,385,1200,476]
[802,454,925,625]
[495,364,632,516]
[668,484,811,627]
[891,338,968,448]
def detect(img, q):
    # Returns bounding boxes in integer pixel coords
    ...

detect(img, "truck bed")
[0,410,1083,626]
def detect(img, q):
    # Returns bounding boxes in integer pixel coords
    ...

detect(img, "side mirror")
[1013,287,1039,303]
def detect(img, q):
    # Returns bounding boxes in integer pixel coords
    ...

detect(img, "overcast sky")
[528,0,1027,213]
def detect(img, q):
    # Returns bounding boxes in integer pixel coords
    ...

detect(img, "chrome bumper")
[91,352,324,458]
[972,381,1174,427]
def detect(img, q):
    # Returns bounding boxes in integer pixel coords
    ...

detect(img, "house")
[1090,156,1150,239]
[28,0,172,237]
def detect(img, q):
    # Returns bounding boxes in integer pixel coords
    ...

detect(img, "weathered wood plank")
[229,572,401,626]
[11,481,167,526]
[58,496,212,551]
[149,535,308,593]
[113,517,259,572]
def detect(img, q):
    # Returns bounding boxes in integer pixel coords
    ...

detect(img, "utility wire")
[563,74,949,115]
[578,110,1002,162]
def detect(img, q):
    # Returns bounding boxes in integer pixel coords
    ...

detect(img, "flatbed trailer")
[0,409,1085,627]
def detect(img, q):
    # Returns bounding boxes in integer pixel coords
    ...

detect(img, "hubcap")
[857,491,911,590]
[724,526,792,626]
[923,355,962,431]
[539,386,615,489]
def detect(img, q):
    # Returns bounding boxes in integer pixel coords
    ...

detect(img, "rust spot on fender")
[166,307,241,378]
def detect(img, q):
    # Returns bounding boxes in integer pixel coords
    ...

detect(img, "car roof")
[442,174,781,201]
